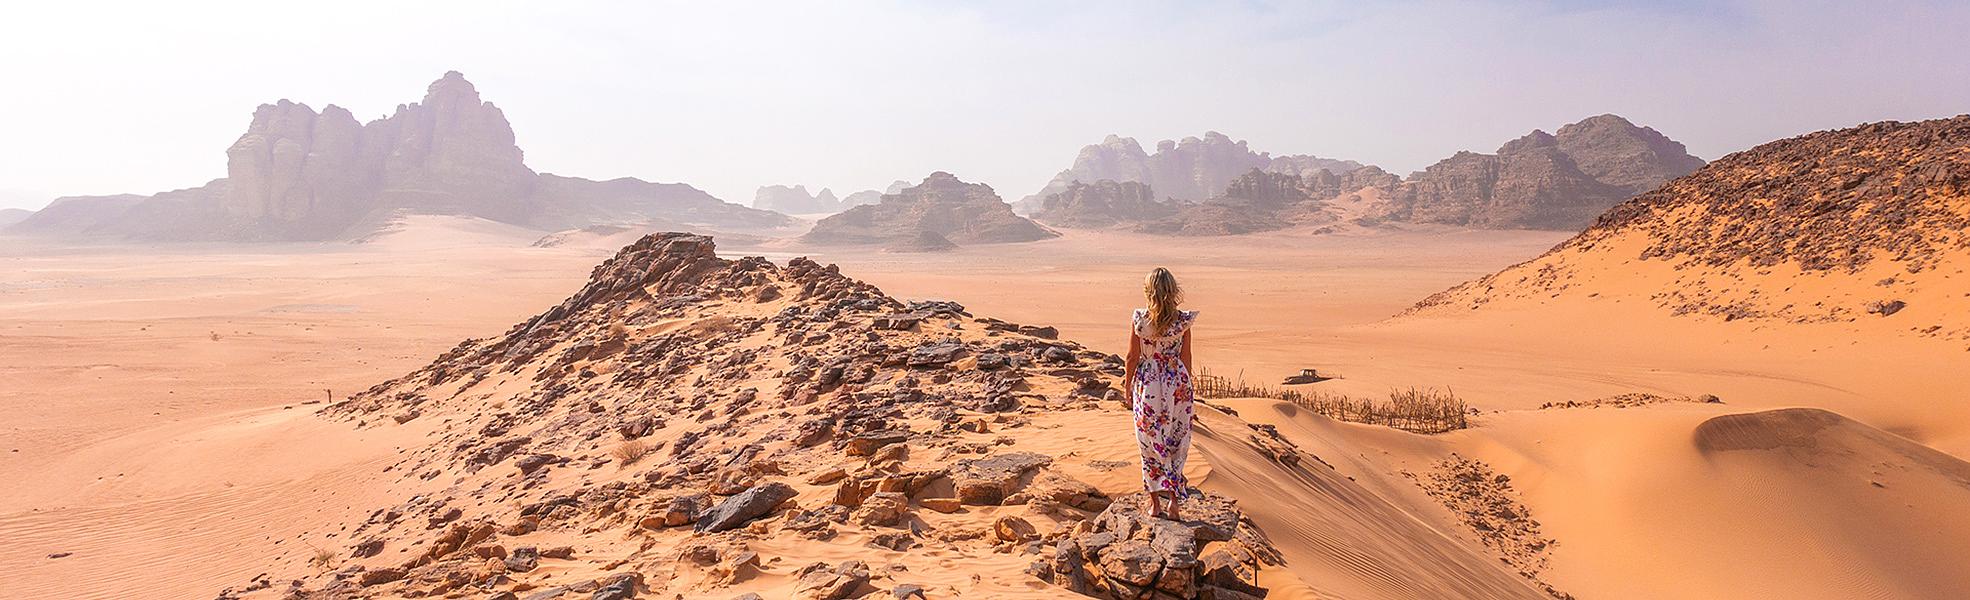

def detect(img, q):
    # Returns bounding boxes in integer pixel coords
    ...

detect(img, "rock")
[952,452,1053,505]
[907,341,966,367]
[918,497,962,513]
[1033,491,1270,599]
[515,453,559,475]
[794,561,872,600]
[505,546,540,572]
[592,572,641,600]
[359,567,407,587]
[892,583,927,599]
[808,466,849,485]
[350,538,384,559]
[695,482,797,533]
[852,492,910,527]
[1028,470,1112,512]
[847,430,910,456]
[1867,299,1907,316]
[994,515,1038,543]
[873,312,928,330]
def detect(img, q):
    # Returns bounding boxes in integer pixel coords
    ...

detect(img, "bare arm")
[1180,328,1194,373]
[1122,332,1143,391]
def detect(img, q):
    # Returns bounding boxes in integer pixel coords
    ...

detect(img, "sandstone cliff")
[6,72,786,241]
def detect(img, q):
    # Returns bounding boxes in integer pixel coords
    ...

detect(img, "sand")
[4,217,1967,599]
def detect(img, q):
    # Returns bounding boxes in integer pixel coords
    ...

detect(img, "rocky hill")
[0,208,31,228]
[1016,132,1363,213]
[220,232,1291,599]
[1376,114,1704,230]
[1029,180,1180,228]
[802,172,1056,251]
[1407,115,1970,345]
[5,72,787,241]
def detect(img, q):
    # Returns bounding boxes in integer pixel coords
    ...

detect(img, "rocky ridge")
[6,72,787,241]
[1407,115,1970,344]
[225,232,1276,599]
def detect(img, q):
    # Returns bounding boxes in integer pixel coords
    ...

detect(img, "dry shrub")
[1195,368,1468,434]
[308,547,336,572]
[612,439,651,467]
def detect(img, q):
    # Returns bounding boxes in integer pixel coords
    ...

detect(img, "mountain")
[753,185,838,214]
[1016,132,1364,213]
[802,172,1056,251]
[1376,114,1704,230]
[0,208,31,228]
[1408,115,1970,342]
[1028,180,1180,228]
[5,72,787,241]
[1133,167,1400,236]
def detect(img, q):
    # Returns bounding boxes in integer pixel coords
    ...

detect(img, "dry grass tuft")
[611,439,651,467]
[308,546,337,572]
[1196,368,1469,433]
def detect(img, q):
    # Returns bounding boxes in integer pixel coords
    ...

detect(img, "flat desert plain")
[4,218,1967,599]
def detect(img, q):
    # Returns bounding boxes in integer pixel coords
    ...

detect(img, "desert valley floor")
[4,217,1968,600]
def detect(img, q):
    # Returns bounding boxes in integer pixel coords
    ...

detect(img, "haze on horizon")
[2,0,1966,211]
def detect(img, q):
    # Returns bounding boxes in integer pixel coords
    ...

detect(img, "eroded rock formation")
[803,172,1056,251]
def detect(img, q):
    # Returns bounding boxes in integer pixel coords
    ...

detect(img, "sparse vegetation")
[1195,368,1469,433]
[611,439,651,467]
[307,546,336,572]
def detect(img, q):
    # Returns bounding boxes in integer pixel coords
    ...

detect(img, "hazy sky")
[3,0,1967,210]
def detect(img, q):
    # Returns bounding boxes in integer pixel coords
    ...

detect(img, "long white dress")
[1130,308,1197,498]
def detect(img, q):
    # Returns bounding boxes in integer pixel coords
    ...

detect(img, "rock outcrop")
[1375,114,1704,230]
[1029,180,1180,228]
[5,72,787,241]
[802,172,1056,251]
[1408,115,1970,343]
[1017,132,1363,213]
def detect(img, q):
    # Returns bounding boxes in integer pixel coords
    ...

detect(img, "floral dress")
[1130,308,1197,498]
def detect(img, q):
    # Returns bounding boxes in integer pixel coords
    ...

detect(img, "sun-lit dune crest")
[1407,115,1970,344]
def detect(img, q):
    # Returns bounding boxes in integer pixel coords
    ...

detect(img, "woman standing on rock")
[1122,267,1197,520]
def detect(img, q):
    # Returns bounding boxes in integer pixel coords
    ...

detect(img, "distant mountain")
[1016,132,1364,213]
[1030,180,1180,228]
[6,71,787,241]
[1376,114,1705,230]
[802,172,1055,251]
[1409,114,1970,339]
[753,185,838,214]
[1135,167,1401,236]
[0,208,30,228]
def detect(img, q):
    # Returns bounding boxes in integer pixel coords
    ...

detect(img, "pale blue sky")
[2,0,1966,210]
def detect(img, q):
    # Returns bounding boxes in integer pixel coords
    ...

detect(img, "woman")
[1122,267,1197,521]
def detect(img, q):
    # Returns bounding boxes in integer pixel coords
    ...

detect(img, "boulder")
[794,561,872,600]
[695,482,797,533]
[951,452,1053,505]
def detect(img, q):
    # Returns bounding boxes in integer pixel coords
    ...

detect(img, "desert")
[5,3,1970,600]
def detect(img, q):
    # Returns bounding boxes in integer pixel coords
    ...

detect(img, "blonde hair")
[1144,267,1182,335]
